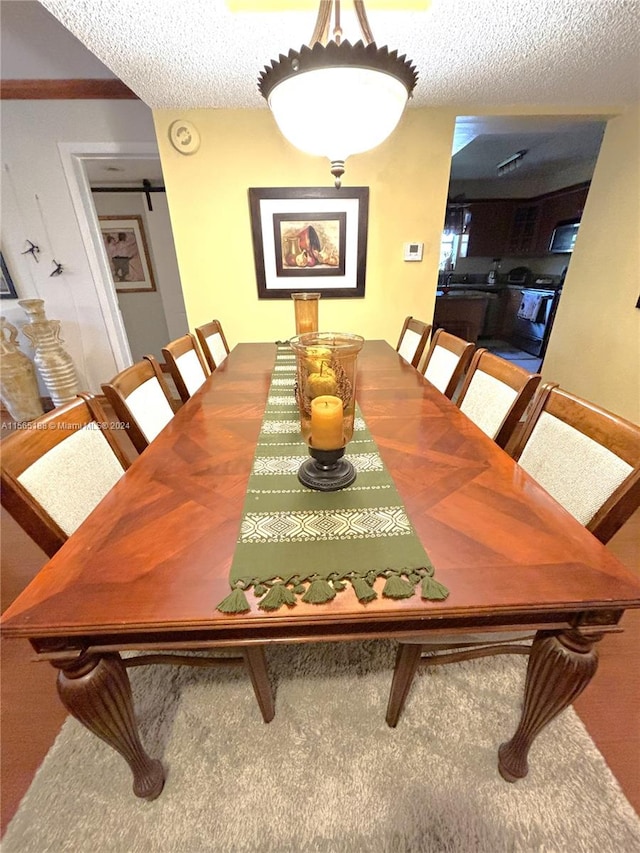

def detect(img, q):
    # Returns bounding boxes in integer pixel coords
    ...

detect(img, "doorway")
[86,157,188,363]
[436,115,607,371]
[58,142,187,372]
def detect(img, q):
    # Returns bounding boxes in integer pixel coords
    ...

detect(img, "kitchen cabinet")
[533,185,589,255]
[465,201,514,257]
[462,183,590,258]
[499,287,526,338]
[433,294,489,343]
[507,204,540,255]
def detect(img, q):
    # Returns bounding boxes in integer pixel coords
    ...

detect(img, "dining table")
[2,340,640,801]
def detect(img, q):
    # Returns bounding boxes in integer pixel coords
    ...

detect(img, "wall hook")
[21,240,40,262]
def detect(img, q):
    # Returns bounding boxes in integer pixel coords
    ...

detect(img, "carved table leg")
[386,643,423,727]
[498,629,601,782]
[243,645,275,723]
[54,652,165,799]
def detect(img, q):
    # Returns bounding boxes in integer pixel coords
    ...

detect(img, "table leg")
[498,629,601,782]
[243,645,275,722]
[54,652,165,799]
[385,642,423,727]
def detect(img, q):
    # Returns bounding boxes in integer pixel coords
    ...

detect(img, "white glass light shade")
[268,67,409,163]
[259,38,418,185]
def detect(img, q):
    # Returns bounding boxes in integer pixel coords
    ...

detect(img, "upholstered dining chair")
[421,328,475,399]
[396,316,432,369]
[2,393,275,722]
[195,319,230,373]
[162,333,209,403]
[455,349,541,449]
[1,393,130,557]
[101,355,177,454]
[386,382,640,727]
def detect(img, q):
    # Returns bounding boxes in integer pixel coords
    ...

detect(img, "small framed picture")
[0,252,18,299]
[249,187,369,299]
[99,215,156,293]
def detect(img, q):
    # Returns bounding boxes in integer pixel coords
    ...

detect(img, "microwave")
[549,219,580,253]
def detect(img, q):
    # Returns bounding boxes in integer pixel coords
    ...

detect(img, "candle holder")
[289,332,364,492]
[291,292,321,335]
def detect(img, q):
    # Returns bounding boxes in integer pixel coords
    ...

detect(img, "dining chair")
[1,392,274,723]
[101,355,177,454]
[455,348,541,448]
[512,383,640,541]
[386,382,640,727]
[195,319,230,372]
[1,393,130,557]
[396,316,432,369]
[420,328,475,399]
[162,333,209,403]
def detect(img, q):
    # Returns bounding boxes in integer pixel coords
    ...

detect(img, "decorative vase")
[289,331,364,491]
[291,292,321,335]
[19,299,79,407]
[0,316,45,422]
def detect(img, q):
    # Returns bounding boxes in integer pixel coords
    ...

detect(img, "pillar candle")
[292,293,319,335]
[297,318,315,334]
[310,395,344,450]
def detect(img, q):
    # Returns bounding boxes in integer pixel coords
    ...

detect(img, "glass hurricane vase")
[291,292,321,335]
[289,331,364,491]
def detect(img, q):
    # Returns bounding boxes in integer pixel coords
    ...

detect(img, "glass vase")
[289,331,364,491]
[291,292,320,336]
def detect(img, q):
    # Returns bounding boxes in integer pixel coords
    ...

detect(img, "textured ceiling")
[450,119,606,181]
[37,0,640,110]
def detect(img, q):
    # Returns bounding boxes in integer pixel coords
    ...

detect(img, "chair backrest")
[195,320,230,372]
[1,394,130,557]
[396,316,432,369]
[101,355,175,454]
[162,333,209,403]
[456,349,541,448]
[421,328,475,399]
[511,383,640,543]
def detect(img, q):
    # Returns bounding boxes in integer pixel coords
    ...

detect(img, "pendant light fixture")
[258,0,418,187]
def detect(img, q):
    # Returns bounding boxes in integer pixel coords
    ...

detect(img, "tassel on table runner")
[215,345,449,614]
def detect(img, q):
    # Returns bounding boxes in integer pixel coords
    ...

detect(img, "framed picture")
[249,187,369,299]
[98,215,156,293]
[0,252,18,299]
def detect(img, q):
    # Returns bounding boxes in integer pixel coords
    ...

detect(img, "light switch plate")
[403,242,423,261]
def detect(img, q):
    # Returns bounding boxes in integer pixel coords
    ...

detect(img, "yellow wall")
[155,103,639,423]
[153,108,455,348]
[542,104,640,423]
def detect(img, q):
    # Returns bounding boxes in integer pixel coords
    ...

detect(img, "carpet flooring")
[3,641,640,853]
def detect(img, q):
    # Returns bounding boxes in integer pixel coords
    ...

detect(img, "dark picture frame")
[249,187,369,299]
[0,252,18,299]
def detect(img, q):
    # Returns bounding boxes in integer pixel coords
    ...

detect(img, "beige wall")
[542,104,640,423]
[153,108,455,349]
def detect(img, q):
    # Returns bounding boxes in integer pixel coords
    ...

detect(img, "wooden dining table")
[2,340,640,800]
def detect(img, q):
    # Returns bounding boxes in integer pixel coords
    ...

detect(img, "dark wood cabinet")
[507,204,540,255]
[433,295,489,344]
[465,201,514,257]
[463,184,590,258]
[534,185,589,255]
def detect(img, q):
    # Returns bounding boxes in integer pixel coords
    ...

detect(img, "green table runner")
[216,346,449,613]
